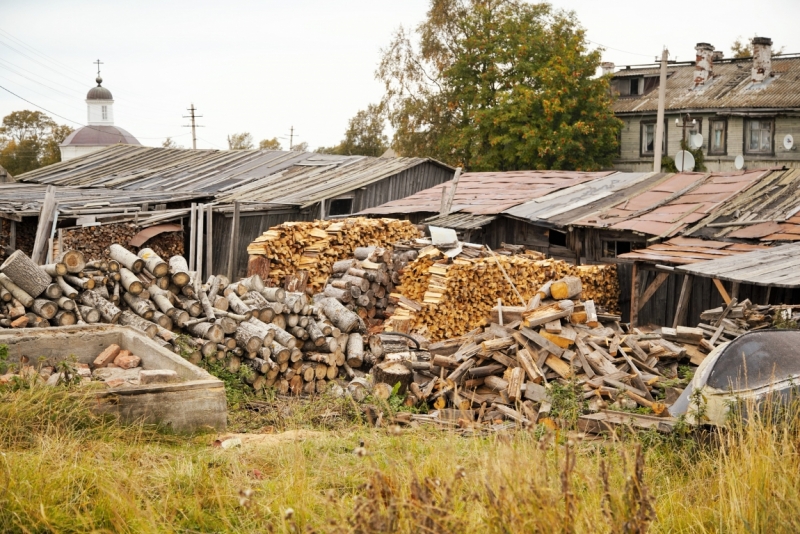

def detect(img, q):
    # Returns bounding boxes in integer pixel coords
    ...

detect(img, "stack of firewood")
[0,245,376,394]
[368,290,688,427]
[246,217,421,293]
[322,246,396,327]
[61,223,184,261]
[386,247,619,341]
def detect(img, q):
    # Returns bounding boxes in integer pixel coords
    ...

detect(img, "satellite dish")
[734,154,745,170]
[784,134,795,150]
[690,133,704,149]
[675,150,695,172]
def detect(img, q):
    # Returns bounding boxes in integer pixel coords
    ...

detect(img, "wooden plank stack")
[370,292,688,427]
[386,247,619,341]
[246,217,421,293]
[0,245,377,394]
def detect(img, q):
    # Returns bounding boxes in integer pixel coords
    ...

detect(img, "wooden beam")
[195,203,204,282]
[730,281,740,302]
[8,220,16,250]
[226,201,240,281]
[673,274,692,329]
[206,204,213,276]
[31,185,57,265]
[188,203,196,271]
[442,167,462,215]
[712,278,731,305]
[637,272,670,312]
[630,262,641,326]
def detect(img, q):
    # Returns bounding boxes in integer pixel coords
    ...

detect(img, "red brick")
[114,352,141,370]
[93,344,121,368]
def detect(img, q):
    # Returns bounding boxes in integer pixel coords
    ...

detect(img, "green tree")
[258,137,282,150]
[325,104,389,157]
[0,110,73,175]
[161,137,183,149]
[227,132,254,150]
[290,141,309,152]
[377,0,621,171]
[731,36,784,58]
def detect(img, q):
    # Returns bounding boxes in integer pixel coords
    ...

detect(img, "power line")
[585,38,656,59]
[0,83,187,141]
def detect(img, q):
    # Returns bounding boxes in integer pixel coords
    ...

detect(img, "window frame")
[101,105,108,120]
[640,120,667,157]
[744,118,775,156]
[708,118,728,155]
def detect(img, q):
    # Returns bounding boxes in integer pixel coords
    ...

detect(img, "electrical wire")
[585,38,658,59]
[0,83,188,141]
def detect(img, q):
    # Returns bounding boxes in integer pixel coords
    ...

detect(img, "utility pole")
[653,47,669,173]
[289,126,295,150]
[183,104,203,149]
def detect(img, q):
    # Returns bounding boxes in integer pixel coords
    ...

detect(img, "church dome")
[86,76,113,100]
[61,125,140,147]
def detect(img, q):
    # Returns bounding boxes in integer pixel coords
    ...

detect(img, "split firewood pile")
[0,245,379,394]
[365,276,690,428]
[384,244,619,341]
[60,223,184,262]
[0,342,182,388]
[246,218,421,293]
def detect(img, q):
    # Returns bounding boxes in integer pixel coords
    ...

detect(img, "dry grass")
[2,384,800,533]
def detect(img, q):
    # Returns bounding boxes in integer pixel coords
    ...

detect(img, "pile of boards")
[368,278,688,428]
[664,298,780,355]
[386,245,619,341]
[246,218,421,293]
[0,245,376,393]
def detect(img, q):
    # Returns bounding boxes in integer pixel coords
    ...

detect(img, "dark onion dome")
[86,76,113,100]
[60,125,141,147]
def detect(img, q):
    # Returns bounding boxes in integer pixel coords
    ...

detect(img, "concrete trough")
[0,325,226,433]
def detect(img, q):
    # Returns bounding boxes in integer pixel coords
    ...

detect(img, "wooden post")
[226,201,240,281]
[206,204,213,276]
[443,167,462,215]
[730,281,740,302]
[196,203,204,281]
[630,262,641,327]
[31,185,57,265]
[8,220,15,250]
[439,185,448,216]
[188,203,197,271]
[319,199,326,220]
[673,274,692,329]
[712,278,731,305]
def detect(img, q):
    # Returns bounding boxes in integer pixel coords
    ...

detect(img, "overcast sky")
[2,0,799,151]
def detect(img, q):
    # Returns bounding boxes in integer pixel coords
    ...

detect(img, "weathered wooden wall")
[352,162,454,213]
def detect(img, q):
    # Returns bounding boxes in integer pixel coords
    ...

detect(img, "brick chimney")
[694,42,714,86]
[752,36,773,83]
[712,50,724,62]
[601,62,615,76]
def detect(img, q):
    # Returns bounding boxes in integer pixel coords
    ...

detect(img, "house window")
[640,121,667,157]
[101,105,108,120]
[629,78,641,95]
[745,119,773,154]
[328,198,353,216]
[709,119,727,155]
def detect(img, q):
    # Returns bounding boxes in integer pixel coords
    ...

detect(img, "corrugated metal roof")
[503,172,656,224]
[571,169,774,239]
[619,236,769,265]
[675,242,800,287]
[17,145,452,207]
[612,55,800,113]
[360,170,614,216]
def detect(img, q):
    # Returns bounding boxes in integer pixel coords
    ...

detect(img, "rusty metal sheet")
[667,237,732,248]
[763,233,800,241]
[727,221,784,239]
[652,173,703,193]
[129,223,182,247]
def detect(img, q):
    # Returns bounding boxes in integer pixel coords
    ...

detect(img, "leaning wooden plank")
[520,327,565,357]
[578,410,676,434]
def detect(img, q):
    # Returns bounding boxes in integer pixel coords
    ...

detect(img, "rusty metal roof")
[619,236,769,265]
[684,168,800,243]
[612,55,800,113]
[675,242,800,287]
[360,170,614,216]
[17,145,452,208]
[572,169,774,239]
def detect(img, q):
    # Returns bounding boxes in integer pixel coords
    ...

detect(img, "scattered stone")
[114,351,141,370]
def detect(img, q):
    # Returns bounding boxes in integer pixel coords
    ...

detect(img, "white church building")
[59,72,141,161]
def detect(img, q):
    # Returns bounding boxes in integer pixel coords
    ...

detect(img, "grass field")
[2,382,800,533]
